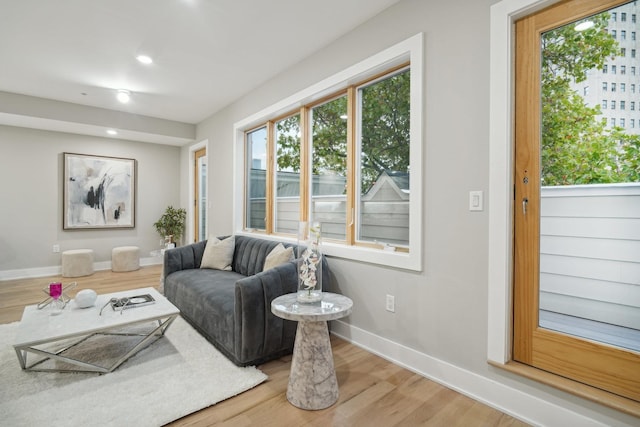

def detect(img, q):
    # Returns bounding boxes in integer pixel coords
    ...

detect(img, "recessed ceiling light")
[116,89,131,103]
[107,129,118,136]
[136,54,153,65]
[574,21,595,32]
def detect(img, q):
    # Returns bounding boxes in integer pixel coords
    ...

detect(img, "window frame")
[233,34,424,271]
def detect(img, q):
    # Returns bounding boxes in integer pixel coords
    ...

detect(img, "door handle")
[522,198,528,215]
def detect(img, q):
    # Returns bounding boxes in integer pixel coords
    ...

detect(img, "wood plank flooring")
[0,266,529,426]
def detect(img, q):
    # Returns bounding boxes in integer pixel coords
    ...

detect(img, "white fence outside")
[540,183,640,330]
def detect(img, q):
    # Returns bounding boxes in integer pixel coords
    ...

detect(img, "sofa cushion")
[200,236,235,270]
[263,243,294,271]
[233,236,281,276]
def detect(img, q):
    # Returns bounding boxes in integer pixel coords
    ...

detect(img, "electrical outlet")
[386,294,395,312]
[52,244,60,253]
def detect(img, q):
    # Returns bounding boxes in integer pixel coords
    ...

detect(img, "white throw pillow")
[200,236,235,271]
[263,243,294,271]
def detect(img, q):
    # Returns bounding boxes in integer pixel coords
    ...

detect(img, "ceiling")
[0,0,400,145]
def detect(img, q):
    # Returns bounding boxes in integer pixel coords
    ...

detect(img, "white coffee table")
[271,292,353,410]
[13,287,179,373]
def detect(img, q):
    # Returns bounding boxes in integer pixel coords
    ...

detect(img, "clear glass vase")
[297,221,322,303]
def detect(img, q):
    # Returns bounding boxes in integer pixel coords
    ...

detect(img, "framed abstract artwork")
[63,153,136,229]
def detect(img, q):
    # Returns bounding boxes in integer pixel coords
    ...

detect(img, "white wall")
[0,125,181,277]
[193,0,639,425]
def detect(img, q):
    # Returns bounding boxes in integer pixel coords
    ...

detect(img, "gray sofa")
[163,235,329,366]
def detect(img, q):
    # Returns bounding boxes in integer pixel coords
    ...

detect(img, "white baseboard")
[330,320,613,427]
[0,257,162,281]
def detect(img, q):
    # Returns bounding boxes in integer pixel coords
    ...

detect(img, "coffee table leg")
[287,320,339,410]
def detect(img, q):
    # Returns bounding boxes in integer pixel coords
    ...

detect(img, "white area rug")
[0,317,267,426]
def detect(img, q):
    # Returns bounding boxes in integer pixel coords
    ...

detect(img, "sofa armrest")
[163,240,207,278]
[234,261,298,364]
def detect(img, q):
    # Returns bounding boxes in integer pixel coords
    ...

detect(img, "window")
[621,82,626,92]
[632,66,636,75]
[611,117,616,126]
[620,117,625,127]
[235,34,423,271]
[612,12,617,21]
[634,13,637,23]
[310,95,348,241]
[246,126,267,230]
[611,82,616,92]
[621,48,627,58]
[611,100,616,109]
[357,71,411,246]
[612,64,617,74]
[603,64,608,73]
[602,82,607,91]
[633,84,637,93]
[633,49,637,58]
[621,30,627,40]
[632,101,636,111]
[621,100,626,110]
[633,31,636,41]
[602,99,607,109]
[622,12,627,21]
[632,118,635,128]
[274,114,301,234]
[611,29,617,39]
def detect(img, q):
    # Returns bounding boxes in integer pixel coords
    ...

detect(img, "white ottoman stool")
[62,249,94,277]
[112,246,140,272]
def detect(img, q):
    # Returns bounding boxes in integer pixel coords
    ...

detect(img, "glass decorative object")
[297,221,323,303]
[49,282,64,315]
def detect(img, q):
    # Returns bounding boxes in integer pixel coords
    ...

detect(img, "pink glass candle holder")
[49,282,63,299]
[49,282,64,315]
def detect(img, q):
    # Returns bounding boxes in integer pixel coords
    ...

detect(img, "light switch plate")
[469,190,483,211]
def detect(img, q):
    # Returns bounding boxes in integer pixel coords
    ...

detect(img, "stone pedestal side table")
[271,292,353,410]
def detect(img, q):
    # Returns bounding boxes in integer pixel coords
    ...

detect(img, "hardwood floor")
[0,266,529,426]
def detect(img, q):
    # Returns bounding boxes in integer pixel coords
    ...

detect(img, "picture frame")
[63,152,136,229]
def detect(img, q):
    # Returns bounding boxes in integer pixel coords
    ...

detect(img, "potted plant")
[154,206,186,247]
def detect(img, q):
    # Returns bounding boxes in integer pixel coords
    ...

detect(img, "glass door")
[514,0,640,402]
[194,147,207,242]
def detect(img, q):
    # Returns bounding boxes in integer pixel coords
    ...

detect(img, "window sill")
[488,359,640,418]
[235,231,421,271]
